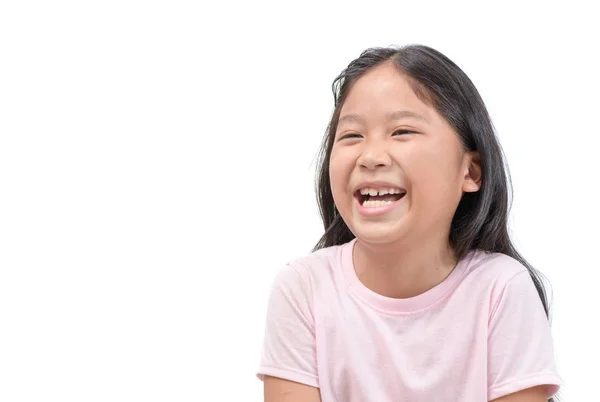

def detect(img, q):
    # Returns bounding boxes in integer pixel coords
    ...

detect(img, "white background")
[1,1,598,401]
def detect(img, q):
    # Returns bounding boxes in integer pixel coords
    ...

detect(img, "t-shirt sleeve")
[256,263,319,388]
[487,270,562,400]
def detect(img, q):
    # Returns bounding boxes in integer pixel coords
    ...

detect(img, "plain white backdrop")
[1,1,598,401]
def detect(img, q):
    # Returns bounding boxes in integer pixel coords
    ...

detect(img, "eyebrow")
[338,110,428,126]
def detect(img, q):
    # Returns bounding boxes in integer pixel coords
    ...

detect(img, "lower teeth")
[363,200,394,208]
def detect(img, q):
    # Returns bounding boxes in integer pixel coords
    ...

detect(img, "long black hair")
[313,45,554,387]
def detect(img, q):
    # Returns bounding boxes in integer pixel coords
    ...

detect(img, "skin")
[264,61,546,402]
[264,376,321,402]
[329,60,481,298]
[492,386,548,402]
[264,375,546,402]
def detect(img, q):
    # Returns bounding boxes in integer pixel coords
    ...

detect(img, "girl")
[256,45,562,402]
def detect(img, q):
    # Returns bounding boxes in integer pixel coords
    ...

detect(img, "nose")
[357,139,392,169]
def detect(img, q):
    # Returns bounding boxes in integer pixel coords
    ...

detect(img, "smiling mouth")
[354,188,407,207]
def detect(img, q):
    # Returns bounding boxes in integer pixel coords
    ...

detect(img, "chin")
[344,200,411,243]
[349,220,408,246]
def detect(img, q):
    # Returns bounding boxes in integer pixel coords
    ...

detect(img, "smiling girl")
[256,45,562,402]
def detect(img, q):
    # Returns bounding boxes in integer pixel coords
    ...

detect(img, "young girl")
[256,45,562,402]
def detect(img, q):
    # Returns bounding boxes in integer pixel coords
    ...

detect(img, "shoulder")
[463,250,530,287]
[461,251,538,311]
[285,242,345,281]
[269,242,347,295]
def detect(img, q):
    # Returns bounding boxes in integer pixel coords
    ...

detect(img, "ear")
[462,151,481,193]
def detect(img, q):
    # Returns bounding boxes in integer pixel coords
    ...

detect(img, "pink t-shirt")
[257,238,562,401]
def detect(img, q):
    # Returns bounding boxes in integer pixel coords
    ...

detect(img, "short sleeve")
[256,264,319,388]
[487,270,562,400]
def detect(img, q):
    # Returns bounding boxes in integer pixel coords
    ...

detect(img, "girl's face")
[329,61,480,246]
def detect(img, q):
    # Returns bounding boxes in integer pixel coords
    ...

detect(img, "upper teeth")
[359,187,403,196]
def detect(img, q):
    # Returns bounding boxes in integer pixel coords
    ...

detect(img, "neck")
[352,233,457,299]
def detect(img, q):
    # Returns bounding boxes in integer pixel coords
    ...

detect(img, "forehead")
[339,62,434,124]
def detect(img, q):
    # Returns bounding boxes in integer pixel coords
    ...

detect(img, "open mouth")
[354,187,407,208]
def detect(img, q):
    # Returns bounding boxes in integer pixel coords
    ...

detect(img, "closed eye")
[338,133,363,141]
[338,130,414,141]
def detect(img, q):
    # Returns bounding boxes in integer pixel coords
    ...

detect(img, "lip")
[354,192,406,216]
[352,181,406,193]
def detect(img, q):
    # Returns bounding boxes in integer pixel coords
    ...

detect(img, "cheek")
[406,144,464,199]
[329,147,353,191]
